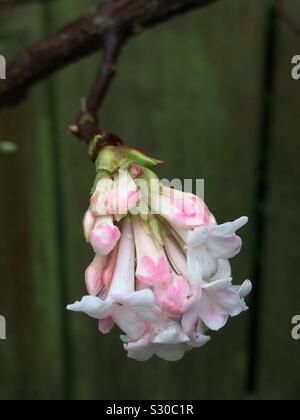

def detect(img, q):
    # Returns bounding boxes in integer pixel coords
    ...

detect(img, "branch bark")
[0,0,217,109]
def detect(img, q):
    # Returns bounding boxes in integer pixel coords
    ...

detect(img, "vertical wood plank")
[44,0,107,401]
[257,2,300,400]
[0,4,65,400]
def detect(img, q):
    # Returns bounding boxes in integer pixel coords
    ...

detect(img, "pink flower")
[182,277,252,333]
[68,145,252,362]
[69,220,148,340]
[187,217,248,282]
[154,276,192,317]
[123,322,191,362]
[133,217,191,316]
[124,319,210,362]
[150,186,211,228]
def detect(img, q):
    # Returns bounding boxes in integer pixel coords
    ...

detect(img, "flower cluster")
[67,144,252,362]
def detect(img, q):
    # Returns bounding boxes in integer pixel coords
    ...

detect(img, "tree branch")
[0,0,217,109]
[0,0,218,146]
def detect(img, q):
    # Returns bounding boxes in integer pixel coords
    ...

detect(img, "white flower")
[187,217,248,282]
[182,277,252,333]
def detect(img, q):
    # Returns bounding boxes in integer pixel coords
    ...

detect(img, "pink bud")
[151,186,211,228]
[90,216,121,255]
[129,163,143,178]
[90,176,114,214]
[91,170,141,218]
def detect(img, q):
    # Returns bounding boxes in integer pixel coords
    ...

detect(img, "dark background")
[0,0,299,400]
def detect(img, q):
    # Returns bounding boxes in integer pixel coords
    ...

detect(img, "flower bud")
[90,216,121,255]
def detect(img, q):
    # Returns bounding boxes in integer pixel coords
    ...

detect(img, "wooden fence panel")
[0,4,65,400]
[38,0,103,401]
[4,0,295,401]
[257,3,300,400]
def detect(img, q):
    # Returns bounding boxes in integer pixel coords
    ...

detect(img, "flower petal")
[98,317,115,334]
[155,344,189,362]
[212,217,248,237]
[113,289,164,323]
[85,254,107,296]
[113,305,146,340]
[83,209,96,242]
[125,337,155,362]
[210,259,232,281]
[108,219,135,296]
[199,278,252,329]
[182,302,201,335]
[155,276,191,316]
[188,217,248,281]
[67,295,113,319]
[153,324,189,345]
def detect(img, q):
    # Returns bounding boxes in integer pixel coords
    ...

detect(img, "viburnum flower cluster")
[67,143,252,362]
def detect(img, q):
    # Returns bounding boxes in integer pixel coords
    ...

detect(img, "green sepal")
[123,147,163,168]
[95,146,129,173]
[95,144,163,174]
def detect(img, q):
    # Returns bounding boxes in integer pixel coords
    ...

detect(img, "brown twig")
[0,0,218,145]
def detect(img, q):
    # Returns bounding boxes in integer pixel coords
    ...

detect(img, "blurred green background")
[0,0,300,400]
